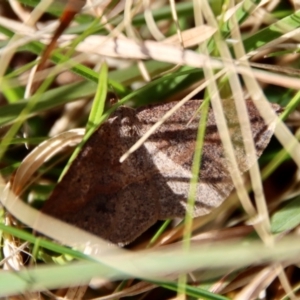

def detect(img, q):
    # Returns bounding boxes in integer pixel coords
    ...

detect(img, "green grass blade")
[271,196,300,234]
[86,62,108,132]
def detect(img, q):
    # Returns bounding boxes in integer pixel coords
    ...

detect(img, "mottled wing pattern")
[136,100,279,219]
[42,100,279,244]
[42,108,162,245]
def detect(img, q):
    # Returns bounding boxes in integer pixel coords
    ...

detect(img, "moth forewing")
[42,100,279,244]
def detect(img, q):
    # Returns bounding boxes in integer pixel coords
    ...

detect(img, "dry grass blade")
[11,129,85,195]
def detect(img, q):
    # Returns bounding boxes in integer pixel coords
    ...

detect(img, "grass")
[1,0,300,299]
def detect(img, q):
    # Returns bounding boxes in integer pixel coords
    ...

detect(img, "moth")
[42,100,281,245]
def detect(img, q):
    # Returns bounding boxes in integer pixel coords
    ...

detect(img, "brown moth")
[42,100,281,245]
